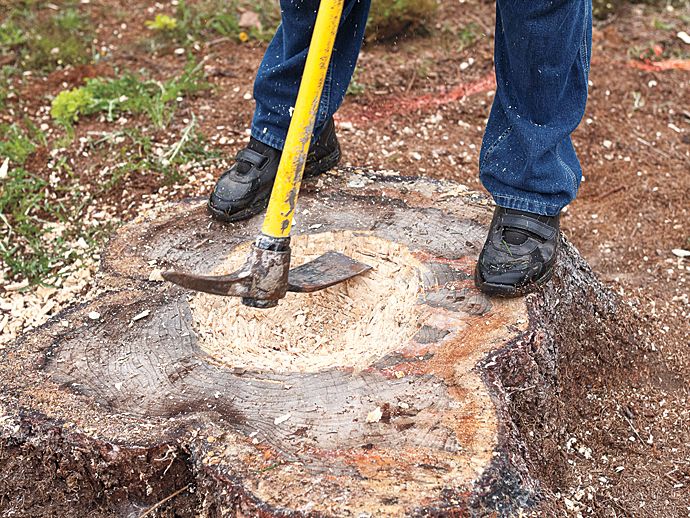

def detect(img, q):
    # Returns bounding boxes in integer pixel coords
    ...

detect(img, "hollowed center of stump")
[190,232,423,373]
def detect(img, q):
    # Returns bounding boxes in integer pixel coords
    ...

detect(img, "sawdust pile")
[189,232,424,373]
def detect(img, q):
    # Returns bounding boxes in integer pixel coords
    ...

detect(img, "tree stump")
[0,170,627,517]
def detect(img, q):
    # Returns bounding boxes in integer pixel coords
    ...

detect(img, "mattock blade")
[287,251,372,293]
[161,270,250,297]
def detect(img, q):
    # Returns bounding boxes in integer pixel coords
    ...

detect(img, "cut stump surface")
[0,171,622,517]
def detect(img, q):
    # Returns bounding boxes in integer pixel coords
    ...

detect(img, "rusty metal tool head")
[162,0,371,308]
[162,236,371,309]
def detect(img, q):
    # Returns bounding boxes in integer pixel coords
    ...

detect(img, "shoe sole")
[207,144,341,224]
[473,264,554,298]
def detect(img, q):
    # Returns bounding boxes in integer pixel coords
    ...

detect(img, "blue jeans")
[252,0,592,216]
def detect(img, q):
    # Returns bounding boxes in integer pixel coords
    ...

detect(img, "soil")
[1,0,689,516]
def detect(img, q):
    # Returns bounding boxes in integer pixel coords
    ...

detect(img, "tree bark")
[0,171,632,517]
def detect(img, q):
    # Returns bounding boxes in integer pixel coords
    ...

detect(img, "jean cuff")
[251,123,329,152]
[251,128,286,151]
[492,193,564,217]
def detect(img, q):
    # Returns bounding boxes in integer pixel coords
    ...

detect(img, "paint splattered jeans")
[251,0,592,216]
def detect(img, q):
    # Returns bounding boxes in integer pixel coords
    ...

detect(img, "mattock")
[163,0,371,308]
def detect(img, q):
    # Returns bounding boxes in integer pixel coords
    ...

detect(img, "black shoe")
[208,118,341,223]
[474,206,560,297]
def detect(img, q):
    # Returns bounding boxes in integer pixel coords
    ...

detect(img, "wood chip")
[189,233,424,374]
[132,309,151,322]
[148,269,165,282]
[0,157,8,179]
[366,407,383,423]
[4,280,29,292]
[274,413,292,425]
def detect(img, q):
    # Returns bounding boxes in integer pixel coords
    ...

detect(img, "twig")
[632,133,671,159]
[206,36,233,48]
[593,185,626,202]
[405,68,418,93]
[507,385,536,396]
[138,483,192,518]
[618,404,645,445]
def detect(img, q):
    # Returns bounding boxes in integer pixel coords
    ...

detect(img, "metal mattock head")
[162,245,371,309]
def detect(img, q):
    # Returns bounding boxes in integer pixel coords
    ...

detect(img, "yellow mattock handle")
[261,0,345,239]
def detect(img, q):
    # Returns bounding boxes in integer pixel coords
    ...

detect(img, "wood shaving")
[274,413,292,425]
[0,258,98,346]
[190,233,424,373]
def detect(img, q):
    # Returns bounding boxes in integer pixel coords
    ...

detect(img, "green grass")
[90,121,221,188]
[0,163,110,284]
[456,22,480,51]
[0,3,93,71]
[0,66,19,112]
[0,122,46,164]
[366,0,438,41]
[0,118,219,284]
[346,67,366,96]
[51,60,211,132]
[144,0,281,47]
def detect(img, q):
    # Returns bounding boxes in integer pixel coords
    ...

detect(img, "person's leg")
[252,0,371,149]
[480,0,592,216]
[209,0,371,222]
[476,0,592,296]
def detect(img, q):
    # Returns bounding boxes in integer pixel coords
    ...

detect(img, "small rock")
[348,177,366,188]
[239,11,261,29]
[88,311,101,320]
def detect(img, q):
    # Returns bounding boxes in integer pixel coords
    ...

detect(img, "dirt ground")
[1,0,689,515]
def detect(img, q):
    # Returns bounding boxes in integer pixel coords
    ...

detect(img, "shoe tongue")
[236,138,276,174]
